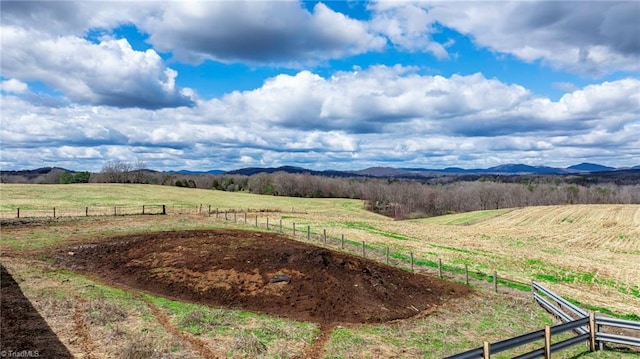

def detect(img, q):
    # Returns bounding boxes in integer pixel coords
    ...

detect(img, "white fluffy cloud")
[370,1,640,75]
[1,1,638,171]
[2,67,638,170]
[213,67,639,139]
[0,1,153,35]
[1,1,385,66]
[369,2,450,59]
[1,26,194,109]
[0,79,28,94]
[140,1,386,65]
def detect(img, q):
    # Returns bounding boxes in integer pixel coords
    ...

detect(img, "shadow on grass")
[0,264,73,358]
[564,344,640,359]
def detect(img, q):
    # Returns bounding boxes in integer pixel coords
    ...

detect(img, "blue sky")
[1,1,639,171]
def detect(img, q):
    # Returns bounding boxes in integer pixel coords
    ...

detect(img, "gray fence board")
[532,281,587,318]
[444,347,483,359]
[596,316,640,331]
[596,332,640,347]
[490,329,544,353]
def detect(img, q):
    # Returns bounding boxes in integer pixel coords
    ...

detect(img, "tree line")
[201,172,640,219]
[3,161,638,219]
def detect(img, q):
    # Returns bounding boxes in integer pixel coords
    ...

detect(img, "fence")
[533,281,640,350]
[0,204,545,294]
[1,205,172,218]
[5,204,639,358]
[206,207,537,295]
[447,282,640,358]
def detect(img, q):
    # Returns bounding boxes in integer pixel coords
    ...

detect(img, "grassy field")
[1,183,638,358]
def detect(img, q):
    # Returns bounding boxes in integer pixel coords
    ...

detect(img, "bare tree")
[100,160,133,183]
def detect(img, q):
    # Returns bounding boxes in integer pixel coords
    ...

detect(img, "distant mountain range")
[170,169,226,175]
[224,162,637,177]
[3,163,639,180]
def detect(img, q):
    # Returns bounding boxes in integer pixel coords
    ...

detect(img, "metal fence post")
[465,264,469,285]
[597,322,603,350]
[386,246,389,265]
[589,313,596,352]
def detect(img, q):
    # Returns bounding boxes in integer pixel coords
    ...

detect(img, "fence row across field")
[447,282,640,358]
[0,204,207,218]
[0,204,298,219]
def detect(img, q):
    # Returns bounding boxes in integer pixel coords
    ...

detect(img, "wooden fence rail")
[446,316,593,359]
[448,282,640,358]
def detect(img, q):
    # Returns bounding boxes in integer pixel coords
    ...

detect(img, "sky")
[1,1,639,172]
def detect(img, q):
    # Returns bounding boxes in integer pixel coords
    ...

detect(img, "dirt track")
[57,229,470,325]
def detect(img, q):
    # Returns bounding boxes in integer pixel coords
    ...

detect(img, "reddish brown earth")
[57,229,470,325]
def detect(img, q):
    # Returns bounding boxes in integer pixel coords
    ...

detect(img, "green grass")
[147,294,318,356]
[0,183,369,216]
[2,231,68,250]
[324,292,561,358]
[339,221,410,240]
[147,295,241,336]
[2,184,638,358]
[521,257,639,300]
[420,209,511,225]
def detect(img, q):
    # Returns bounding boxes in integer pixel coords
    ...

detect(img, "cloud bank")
[0,1,638,171]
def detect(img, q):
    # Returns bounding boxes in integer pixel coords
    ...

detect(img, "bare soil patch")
[56,229,470,326]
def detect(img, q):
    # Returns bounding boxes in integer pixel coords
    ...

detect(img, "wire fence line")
[2,203,530,294]
[0,204,292,219]
[1,204,170,218]
[208,207,532,295]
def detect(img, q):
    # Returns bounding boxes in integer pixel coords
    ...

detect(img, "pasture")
[1,183,638,358]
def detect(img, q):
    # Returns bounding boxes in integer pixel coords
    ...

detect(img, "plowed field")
[56,229,470,325]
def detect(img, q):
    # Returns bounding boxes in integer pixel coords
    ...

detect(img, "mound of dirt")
[57,229,470,325]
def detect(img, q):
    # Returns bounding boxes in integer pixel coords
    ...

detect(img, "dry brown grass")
[2,185,638,358]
